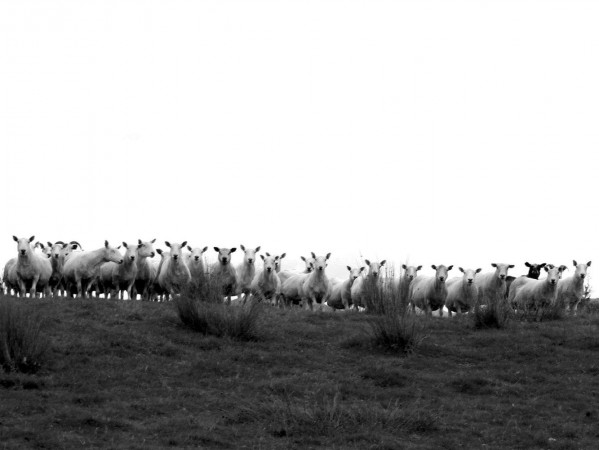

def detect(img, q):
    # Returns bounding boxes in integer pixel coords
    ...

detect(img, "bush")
[0,299,48,373]
[174,274,263,341]
[472,293,511,329]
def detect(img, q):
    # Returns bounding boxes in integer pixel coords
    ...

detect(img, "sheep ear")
[165,241,171,248]
[214,247,220,253]
[240,245,246,251]
[202,247,208,253]
[156,249,163,255]
[181,241,187,247]
[260,255,265,261]
[459,267,464,273]
[13,236,18,242]
[301,256,306,262]
[71,244,77,250]
[431,265,437,270]
[360,267,365,272]
[448,265,453,271]
[573,260,577,266]
[280,253,286,259]
[346,266,351,271]
[230,248,236,253]
[380,260,386,266]
[187,246,192,251]
[151,238,156,243]
[476,268,482,273]
[122,242,128,248]
[255,246,261,252]
[29,236,35,242]
[365,259,371,266]
[105,240,109,248]
[117,245,122,249]
[138,243,143,248]
[491,263,497,268]
[266,252,271,256]
[561,265,568,271]
[326,253,331,260]
[47,241,53,247]
[539,263,546,268]
[525,262,531,267]
[587,261,592,267]
[508,265,514,269]
[138,239,142,245]
[401,264,407,270]
[311,252,316,259]
[417,265,422,271]
[544,266,549,272]
[62,243,68,248]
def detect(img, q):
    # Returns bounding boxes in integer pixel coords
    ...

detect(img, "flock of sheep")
[1,236,591,316]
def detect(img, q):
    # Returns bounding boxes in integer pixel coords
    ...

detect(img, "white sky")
[1,0,598,283]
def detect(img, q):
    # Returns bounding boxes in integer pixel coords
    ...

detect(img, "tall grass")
[472,291,511,329]
[174,273,263,341]
[0,299,48,373]
[360,267,426,354]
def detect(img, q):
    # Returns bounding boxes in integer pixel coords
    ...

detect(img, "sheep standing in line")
[445,267,482,316]
[351,259,386,310]
[250,254,281,305]
[47,241,80,297]
[132,239,157,300]
[12,236,53,297]
[409,264,453,316]
[236,245,260,298]
[557,260,591,313]
[156,241,191,300]
[327,266,364,310]
[473,263,514,306]
[184,245,208,289]
[509,265,565,311]
[505,262,546,299]
[211,247,238,303]
[399,264,422,298]
[299,253,332,311]
[63,240,124,298]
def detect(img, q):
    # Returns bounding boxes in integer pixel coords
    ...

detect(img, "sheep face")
[123,243,137,263]
[313,254,331,272]
[188,246,208,262]
[14,236,35,257]
[240,245,261,265]
[274,253,286,272]
[543,265,564,285]
[573,260,591,280]
[166,241,187,262]
[137,239,156,259]
[214,247,236,265]
[459,267,482,285]
[347,266,364,282]
[524,262,546,280]
[104,241,124,264]
[301,256,315,273]
[35,242,52,258]
[365,259,386,278]
[491,263,514,280]
[402,264,422,281]
[431,264,453,283]
[260,255,277,273]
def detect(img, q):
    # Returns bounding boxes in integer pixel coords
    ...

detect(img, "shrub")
[174,274,263,341]
[0,299,48,373]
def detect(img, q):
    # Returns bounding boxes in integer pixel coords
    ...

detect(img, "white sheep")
[211,247,238,303]
[278,255,313,285]
[250,254,281,305]
[327,266,365,310]
[350,259,386,310]
[98,242,142,300]
[299,253,332,311]
[2,258,18,296]
[156,241,191,299]
[399,264,422,298]
[236,245,261,298]
[63,240,124,298]
[47,241,81,297]
[473,263,514,306]
[185,245,209,289]
[409,264,453,316]
[151,249,170,301]
[509,265,565,311]
[12,236,53,297]
[445,267,482,316]
[556,260,591,313]
[132,239,157,300]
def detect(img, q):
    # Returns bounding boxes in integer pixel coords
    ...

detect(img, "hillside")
[1,296,598,449]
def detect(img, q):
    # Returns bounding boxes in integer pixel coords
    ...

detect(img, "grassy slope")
[1,296,598,449]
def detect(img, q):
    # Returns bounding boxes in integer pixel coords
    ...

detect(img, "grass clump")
[515,300,565,322]
[472,293,511,329]
[0,299,48,373]
[174,274,263,341]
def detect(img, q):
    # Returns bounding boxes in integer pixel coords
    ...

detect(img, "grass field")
[1,295,598,449]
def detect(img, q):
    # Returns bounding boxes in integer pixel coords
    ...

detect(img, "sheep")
[211,247,238,303]
[97,242,140,300]
[327,266,365,310]
[399,264,422,298]
[350,259,386,310]
[11,236,53,297]
[48,241,81,297]
[297,253,332,311]
[236,245,261,298]
[409,264,453,316]
[280,270,312,307]
[156,241,191,299]
[509,265,565,312]
[473,263,514,306]
[151,249,169,301]
[132,239,157,300]
[34,241,52,259]
[278,255,313,285]
[505,262,546,299]
[556,260,591,313]
[63,240,124,298]
[250,254,281,305]
[185,245,209,289]
[2,258,18,296]
[445,267,482,316]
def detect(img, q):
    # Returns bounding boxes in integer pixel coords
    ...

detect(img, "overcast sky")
[1,0,598,283]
